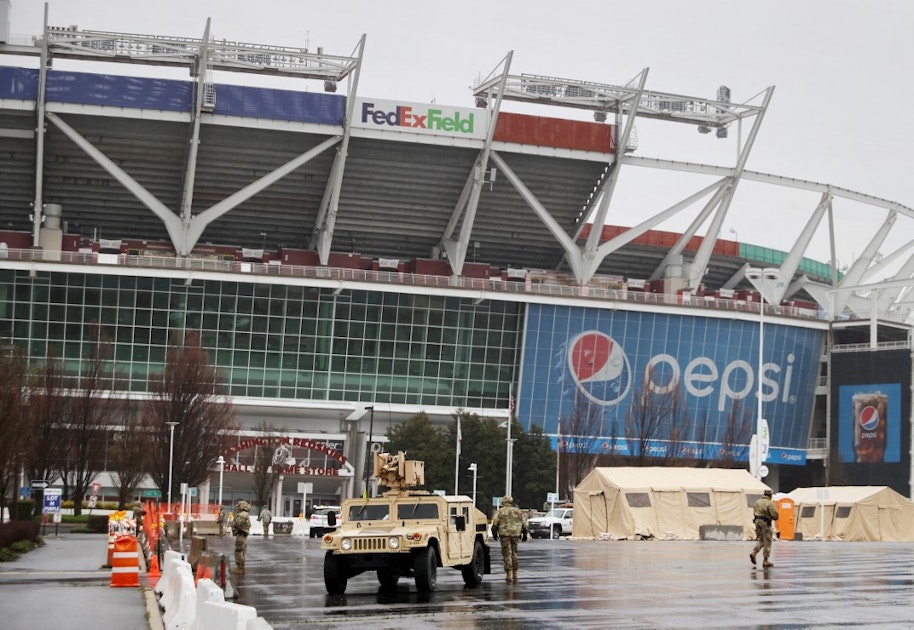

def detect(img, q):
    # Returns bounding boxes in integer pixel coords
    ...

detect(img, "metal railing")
[830,339,911,352]
[0,247,825,320]
[807,438,828,451]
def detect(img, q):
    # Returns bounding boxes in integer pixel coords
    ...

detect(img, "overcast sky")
[6,1,914,271]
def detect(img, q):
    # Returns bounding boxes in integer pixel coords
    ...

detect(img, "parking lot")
[199,534,914,628]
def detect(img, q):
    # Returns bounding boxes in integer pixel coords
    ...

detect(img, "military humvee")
[320,451,491,594]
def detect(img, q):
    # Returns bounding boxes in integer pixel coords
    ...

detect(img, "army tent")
[787,486,914,542]
[573,467,771,540]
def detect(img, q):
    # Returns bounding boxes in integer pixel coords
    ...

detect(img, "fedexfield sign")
[353,98,488,139]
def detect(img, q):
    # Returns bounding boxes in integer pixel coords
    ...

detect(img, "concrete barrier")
[155,551,188,608]
[155,550,268,628]
[162,563,196,629]
[699,524,744,541]
[189,578,224,630]
[193,520,222,536]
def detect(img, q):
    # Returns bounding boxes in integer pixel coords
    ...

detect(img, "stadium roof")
[2,21,914,323]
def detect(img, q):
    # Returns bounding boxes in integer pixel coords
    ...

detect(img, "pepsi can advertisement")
[519,304,823,463]
[839,385,901,464]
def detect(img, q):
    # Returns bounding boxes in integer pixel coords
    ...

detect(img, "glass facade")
[0,269,521,409]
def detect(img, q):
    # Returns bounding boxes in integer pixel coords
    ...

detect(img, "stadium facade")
[1,14,912,514]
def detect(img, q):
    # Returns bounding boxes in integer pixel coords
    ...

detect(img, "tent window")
[687,492,710,508]
[800,506,816,518]
[626,492,651,508]
[746,494,763,506]
[836,506,851,518]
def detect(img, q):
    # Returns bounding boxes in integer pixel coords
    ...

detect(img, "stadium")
[1,10,912,514]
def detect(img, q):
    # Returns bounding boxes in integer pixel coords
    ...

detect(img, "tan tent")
[573,467,771,540]
[787,486,914,542]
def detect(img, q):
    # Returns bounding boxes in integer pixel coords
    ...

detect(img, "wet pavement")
[0,532,152,630]
[197,534,914,629]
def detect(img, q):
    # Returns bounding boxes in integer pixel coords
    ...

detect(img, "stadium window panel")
[148,346,165,364]
[31,339,47,357]
[115,344,131,362]
[31,322,49,342]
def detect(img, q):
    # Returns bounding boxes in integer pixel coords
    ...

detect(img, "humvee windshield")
[348,504,390,521]
[396,503,439,520]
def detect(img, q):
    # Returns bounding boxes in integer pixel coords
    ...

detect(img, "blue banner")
[522,305,823,464]
[0,67,345,124]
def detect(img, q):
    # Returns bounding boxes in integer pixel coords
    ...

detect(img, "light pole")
[364,405,375,498]
[468,463,478,507]
[745,267,782,480]
[216,455,225,508]
[165,422,178,510]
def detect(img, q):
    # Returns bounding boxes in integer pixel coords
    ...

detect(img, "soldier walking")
[491,496,528,583]
[232,500,252,573]
[259,506,272,537]
[750,489,779,568]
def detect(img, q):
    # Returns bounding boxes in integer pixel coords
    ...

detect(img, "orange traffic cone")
[147,554,161,578]
[194,562,212,585]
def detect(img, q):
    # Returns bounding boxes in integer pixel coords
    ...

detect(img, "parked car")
[527,507,573,539]
[308,505,341,538]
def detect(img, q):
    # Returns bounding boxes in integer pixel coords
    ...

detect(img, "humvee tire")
[413,546,438,592]
[461,540,485,586]
[323,551,348,594]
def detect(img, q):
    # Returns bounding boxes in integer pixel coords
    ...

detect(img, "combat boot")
[762,560,774,568]
[505,570,513,583]
[749,552,757,566]
[511,570,519,583]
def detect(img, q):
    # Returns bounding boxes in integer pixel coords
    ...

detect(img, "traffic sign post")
[42,488,63,536]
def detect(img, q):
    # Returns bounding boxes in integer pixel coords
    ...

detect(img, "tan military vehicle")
[320,451,491,594]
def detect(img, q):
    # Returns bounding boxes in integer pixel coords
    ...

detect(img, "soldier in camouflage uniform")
[490,495,528,583]
[232,500,252,573]
[750,489,779,568]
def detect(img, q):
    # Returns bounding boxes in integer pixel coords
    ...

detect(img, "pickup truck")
[527,507,573,539]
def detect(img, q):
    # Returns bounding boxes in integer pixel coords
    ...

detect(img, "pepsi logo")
[859,405,880,431]
[567,331,632,405]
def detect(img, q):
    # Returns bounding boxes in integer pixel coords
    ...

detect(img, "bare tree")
[145,332,237,506]
[714,400,753,467]
[624,365,690,466]
[251,423,285,510]
[55,328,121,516]
[25,352,68,489]
[558,391,602,499]
[111,401,151,508]
[0,343,31,518]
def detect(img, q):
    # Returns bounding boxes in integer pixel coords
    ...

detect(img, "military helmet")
[502,495,514,506]
[763,489,773,497]
[237,500,251,511]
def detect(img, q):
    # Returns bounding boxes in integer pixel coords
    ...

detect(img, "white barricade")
[189,579,225,630]
[156,550,273,629]
[162,563,196,629]
[249,520,263,536]
[199,601,258,630]
[156,552,189,609]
